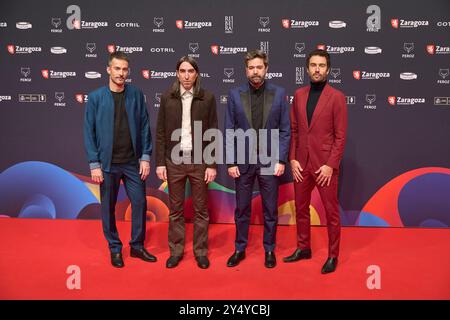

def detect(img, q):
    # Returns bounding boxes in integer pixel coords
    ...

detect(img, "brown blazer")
[156,87,218,168]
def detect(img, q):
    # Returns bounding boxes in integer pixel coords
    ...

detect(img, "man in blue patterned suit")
[225,50,291,268]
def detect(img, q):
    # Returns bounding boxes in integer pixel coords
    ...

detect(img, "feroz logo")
[426,45,435,55]
[224,68,234,78]
[142,70,150,79]
[189,43,199,53]
[439,68,449,79]
[258,17,270,32]
[223,68,235,83]
[259,17,270,28]
[353,70,361,80]
[211,45,219,55]
[52,18,61,28]
[282,19,290,29]
[404,42,414,53]
[366,94,376,104]
[153,17,165,32]
[295,43,305,53]
[154,17,163,28]
[86,43,96,53]
[21,67,31,77]
[388,96,396,106]
[364,94,377,109]
[331,68,340,78]
[329,68,341,84]
[55,92,65,105]
[176,20,183,29]
[294,43,306,58]
[391,18,399,28]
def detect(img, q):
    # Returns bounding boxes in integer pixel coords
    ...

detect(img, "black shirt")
[306,80,327,126]
[250,81,265,131]
[111,90,135,164]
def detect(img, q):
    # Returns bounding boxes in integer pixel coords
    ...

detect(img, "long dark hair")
[171,56,202,96]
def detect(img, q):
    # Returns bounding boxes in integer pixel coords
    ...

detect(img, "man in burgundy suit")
[284,49,347,274]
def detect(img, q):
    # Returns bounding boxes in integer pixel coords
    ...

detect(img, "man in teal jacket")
[84,51,155,268]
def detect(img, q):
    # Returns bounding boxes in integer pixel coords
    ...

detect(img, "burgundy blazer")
[289,83,347,171]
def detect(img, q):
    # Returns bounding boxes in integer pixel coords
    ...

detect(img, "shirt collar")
[180,86,194,97]
[249,81,265,94]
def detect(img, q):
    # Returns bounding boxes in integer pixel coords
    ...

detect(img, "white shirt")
[180,86,193,152]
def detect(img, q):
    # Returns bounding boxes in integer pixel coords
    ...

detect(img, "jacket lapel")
[300,86,310,129]
[262,88,275,128]
[309,84,331,130]
[239,90,252,128]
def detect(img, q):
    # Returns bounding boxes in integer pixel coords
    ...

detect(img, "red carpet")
[0,218,448,300]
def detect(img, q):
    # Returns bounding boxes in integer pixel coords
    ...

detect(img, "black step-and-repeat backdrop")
[1,0,449,228]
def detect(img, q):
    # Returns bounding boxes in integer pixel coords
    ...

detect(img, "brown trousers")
[166,158,209,257]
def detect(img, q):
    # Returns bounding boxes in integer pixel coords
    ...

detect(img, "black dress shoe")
[321,257,338,274]
[111,252,124,268]
[195,256,210,269]
[265,251,277,268]
[130,247,157,262]
[226,251,245,267]
[283,248,312,263]
[166,255,183,268]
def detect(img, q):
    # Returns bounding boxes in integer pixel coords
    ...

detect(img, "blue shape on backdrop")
[398,173,450,227]
[0,161,98,219]
[357,212,390,227]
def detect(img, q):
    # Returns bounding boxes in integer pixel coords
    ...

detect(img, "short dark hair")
[245,49,268,68]
[306,49,330,70]
[108,51,129,66]
[172,56,202,96]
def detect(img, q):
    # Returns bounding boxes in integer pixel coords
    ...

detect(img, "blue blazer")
[224,82,290,174]
[83,84,152,172]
